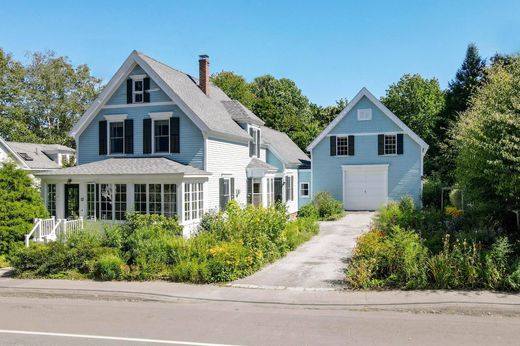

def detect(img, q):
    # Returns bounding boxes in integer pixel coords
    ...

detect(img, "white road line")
[0,329,239,346]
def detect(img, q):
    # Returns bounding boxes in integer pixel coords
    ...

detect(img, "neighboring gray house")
[0,137,75,173]
[307,88,428,210]
[35,51,309,235]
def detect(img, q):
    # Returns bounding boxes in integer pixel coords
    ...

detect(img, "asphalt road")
[233,212,372,289]
[0,293,518,346]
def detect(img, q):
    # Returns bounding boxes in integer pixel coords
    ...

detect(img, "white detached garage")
[342,165,388,210]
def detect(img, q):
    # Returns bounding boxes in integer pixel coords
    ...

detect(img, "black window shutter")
[143,77,150,103]
[126,79,133,104]
[291,176,294,201]
[124,119,134,154]
[99,120,107,155]
[348,135,355,156]
[397,133,404,155]
[256,130,261,157]
[285,176,290,201]
[170,117,180,153]
[230,178,235,199]
[95,184,99,219]
[330,136,336,156]
[249,128,255,157]
[378,134,384,155]
[247,178,252,204]
[143,118,152,154]
[219,178,225,210]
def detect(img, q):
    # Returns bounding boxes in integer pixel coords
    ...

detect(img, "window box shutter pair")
[126,78,150,104]
[330,135,355,156]
[98,119,134,155]
[143,118,180,154]
[378,133,404,155]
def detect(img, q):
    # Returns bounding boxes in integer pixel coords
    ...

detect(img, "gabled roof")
[70,51,250,142]
[306,88,429,151]
[0,138,75,170]
[222,100,265,126]
[35,157,209,176]
[262,126,310,167]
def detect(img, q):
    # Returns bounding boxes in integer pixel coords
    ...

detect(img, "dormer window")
[133,79,144,103]
[249,126,260,157]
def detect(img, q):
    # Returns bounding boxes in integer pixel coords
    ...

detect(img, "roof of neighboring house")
[246,158,278,171]
[221,100,265,126]
[34,157,209,176]
[261,127,310,167]
[4,141,75,170]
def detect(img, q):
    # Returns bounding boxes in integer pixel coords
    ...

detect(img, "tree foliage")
[381,74,445,174]
[210,71,255,109]
[452,56,520,213]
[0,49,102,146]
[0,163,48,255]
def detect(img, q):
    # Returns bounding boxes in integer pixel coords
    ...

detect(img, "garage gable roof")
[306,88,429,152]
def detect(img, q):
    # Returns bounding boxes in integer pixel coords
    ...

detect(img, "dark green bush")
[298,203,319,220]
[312,192,344,220]
[422,175,443,209]
[94,253,125,281]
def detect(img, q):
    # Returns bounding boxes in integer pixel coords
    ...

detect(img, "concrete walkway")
[232,212,373,289]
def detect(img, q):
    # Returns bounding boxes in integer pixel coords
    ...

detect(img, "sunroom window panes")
[87,183,97,220]
[114,184,127,220]
[47,184,56,217]
[134,184,147,214]
[99,184,113,221]
[109,122,124,154]
[149,184,162,214]
[154,120,169,153]
[164,184,177,218]
[185,182,203,221]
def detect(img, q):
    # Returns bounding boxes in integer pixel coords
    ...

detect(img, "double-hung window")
[336,136,349,156]
[285,176,294,202]
[249,126,261,157]
[109,122,124,154]
[267,177,275,206]
[149,184,162,214]
[184,182,203,221]
[133,78,144,103]
[154,119,169,153]
[300,182,310,198]
[384,134,397,155]
[87,183,97,220]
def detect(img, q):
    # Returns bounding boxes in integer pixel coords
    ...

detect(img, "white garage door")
[342,165,388,211]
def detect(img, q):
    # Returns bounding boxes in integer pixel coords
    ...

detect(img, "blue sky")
[1,0,519,105]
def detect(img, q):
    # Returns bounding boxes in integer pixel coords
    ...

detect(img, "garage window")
[336,136,349,156]
[384,134,397,155]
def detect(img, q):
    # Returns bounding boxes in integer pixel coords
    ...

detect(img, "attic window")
[18,152,33,161]
[133,79,144,103]
[357,109,372,121]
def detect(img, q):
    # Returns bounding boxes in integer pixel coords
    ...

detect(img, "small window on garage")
[357,109,372,121]
[300,182,310,198]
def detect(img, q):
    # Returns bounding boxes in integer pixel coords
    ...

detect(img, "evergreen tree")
[0,163,48,255]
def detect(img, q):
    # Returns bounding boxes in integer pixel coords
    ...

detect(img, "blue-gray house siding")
[298,169,311,208]
[77,66,204,169]
[311,94,424,207]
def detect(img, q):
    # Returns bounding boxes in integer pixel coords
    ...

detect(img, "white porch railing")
[25,217,84,247]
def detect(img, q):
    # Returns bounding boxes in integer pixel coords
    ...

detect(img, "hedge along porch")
[35,157,210,237]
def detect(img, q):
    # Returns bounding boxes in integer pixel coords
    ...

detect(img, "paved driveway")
[232,212,374,289]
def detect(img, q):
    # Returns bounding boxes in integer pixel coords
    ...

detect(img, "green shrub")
[0,254,9,268]
[0,163,48,255]
[482,237,512,289]
[282,217,319,251]
[312,192,344,220]
[169,259,210,283]
[298,203,319,220]
[506,260,520,290]
[94,253,124,281]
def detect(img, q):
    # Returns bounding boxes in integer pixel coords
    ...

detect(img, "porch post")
[56,183,65,219]
[127,183,135,213]
[78,183,87,218]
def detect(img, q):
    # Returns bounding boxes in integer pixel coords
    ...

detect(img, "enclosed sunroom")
[35,157,210,236]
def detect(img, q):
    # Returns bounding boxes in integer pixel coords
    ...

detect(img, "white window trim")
[336,136,350,157]
[357,108,372,121]
[184,182,204,222]
[383,134,398,156]
[248,124,261,158]
[299,182,310,198]
[107,120,125,155]
[129,74,146,80]
[149,111,173,120]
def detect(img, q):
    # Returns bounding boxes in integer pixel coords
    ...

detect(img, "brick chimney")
[199,54,209,96]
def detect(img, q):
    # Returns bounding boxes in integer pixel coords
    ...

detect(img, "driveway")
[232,212,374,289]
